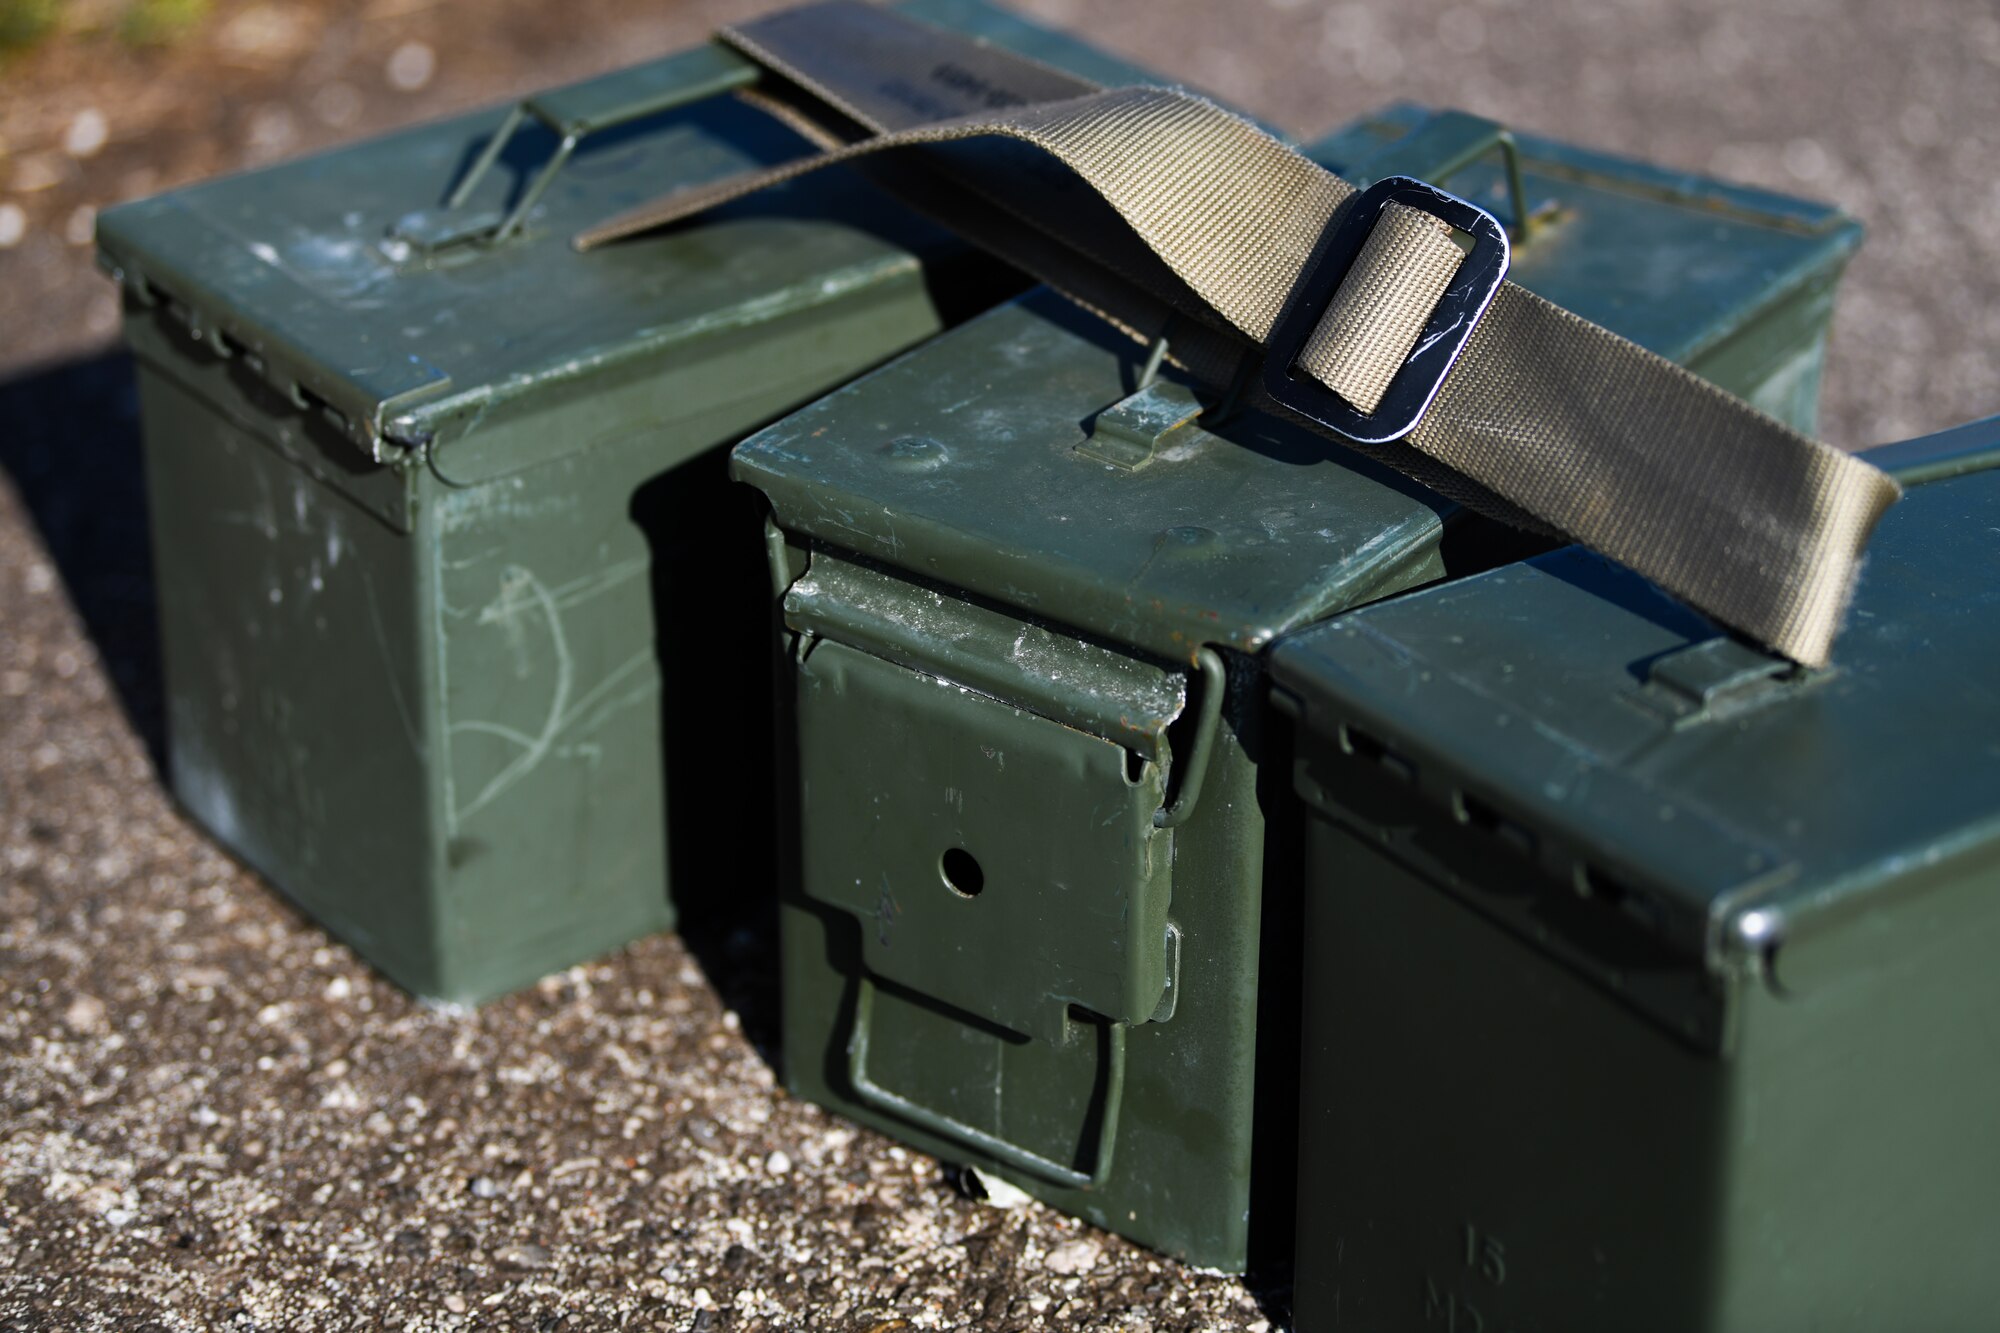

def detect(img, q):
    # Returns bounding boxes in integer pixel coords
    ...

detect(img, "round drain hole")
[940,847,985,898]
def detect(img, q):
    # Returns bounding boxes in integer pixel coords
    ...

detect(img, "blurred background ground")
[1,1,1996,1329]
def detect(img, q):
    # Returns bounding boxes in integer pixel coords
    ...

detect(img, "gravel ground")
[2,1,1997,1330]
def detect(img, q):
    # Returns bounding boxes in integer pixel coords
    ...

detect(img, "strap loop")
[1300,201,1463,415]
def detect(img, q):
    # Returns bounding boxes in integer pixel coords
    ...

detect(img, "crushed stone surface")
[3,0,1997,1328]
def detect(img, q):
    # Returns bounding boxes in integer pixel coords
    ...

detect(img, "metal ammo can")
[93,0,1152,1004]
[1269,422,2000,1331]
[734,111,1864,1270]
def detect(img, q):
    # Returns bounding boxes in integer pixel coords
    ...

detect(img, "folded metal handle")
[399,43,760,253]
[1346,108,1536,243]
[844,975,1126,1191]
[1154,646,1225,830]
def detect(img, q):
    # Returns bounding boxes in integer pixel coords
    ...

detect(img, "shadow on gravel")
[633,450,786,1067]
[0,348,166,767]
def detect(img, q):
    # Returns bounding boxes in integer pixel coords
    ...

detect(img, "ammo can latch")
[780,554,1219,1189]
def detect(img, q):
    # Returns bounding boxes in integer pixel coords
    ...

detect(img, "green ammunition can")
[1270,429,2000,1331]
[95,0,1153,1004]
[738,112,1863,1270]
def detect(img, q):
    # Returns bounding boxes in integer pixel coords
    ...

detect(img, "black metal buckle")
[1263,175,1511,445]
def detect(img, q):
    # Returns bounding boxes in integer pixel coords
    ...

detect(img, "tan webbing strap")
[719,0,1099,130]
[581,4,1899,667]
[1301,203,1465,414]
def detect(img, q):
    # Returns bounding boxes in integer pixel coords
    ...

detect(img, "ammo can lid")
[733,285,1456,664]
[93,0,1153,472]
[1269,454,2000,977]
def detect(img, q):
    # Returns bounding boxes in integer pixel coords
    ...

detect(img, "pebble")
[311,82,362,129]
[387,42,436,93]
[1783,137,1831,183]
[494,1242,551,1271]
[9,153,66,192]
[77,1183,124,1216]
[469,1176,500,1199]
[766,1149,792,1175]
[0,204,26,249]
[218,5,310,60]
[63,109,108,159]
[246,105,297,156]
[63,993,107,1033]
[443,1294,468,1314]
[1045,1239,1101,1275]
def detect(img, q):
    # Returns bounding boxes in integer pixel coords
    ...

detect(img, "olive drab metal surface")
[95,0,1159,1005]
[1269,422,2000,1331]
[739,113,1865,1271]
